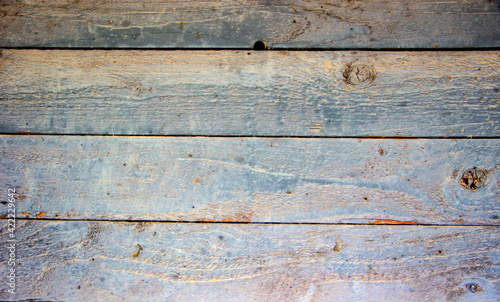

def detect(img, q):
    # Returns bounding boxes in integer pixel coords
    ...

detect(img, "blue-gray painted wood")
[0,50,499,137]
[0,221,498,301]
[0,0,499,49]
[1,136,498,225]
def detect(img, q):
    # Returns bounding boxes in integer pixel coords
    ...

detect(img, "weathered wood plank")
[0,50,499,137]
[1,136,499,225]
[0,0,499,48]
[0,221,498,301]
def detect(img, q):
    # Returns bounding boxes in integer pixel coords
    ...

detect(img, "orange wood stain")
[370,219,415,225]
[222,214,252,222]
[198,218,216,222]
[196,214,253,223]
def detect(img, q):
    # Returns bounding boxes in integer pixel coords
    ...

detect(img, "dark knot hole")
[253,41,267,50]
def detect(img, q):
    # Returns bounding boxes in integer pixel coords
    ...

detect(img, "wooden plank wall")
[0,1,499,301]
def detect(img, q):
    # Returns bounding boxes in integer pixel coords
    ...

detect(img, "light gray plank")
[0,221,498,301]
[1,136,499,225]
[0,50,499,137]
[0,0,499,48]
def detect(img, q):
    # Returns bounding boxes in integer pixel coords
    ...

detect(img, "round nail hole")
[253,41,267,50]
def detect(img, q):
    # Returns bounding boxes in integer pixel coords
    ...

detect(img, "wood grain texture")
[1,136,499,225]
[0,49,499,137]
[0,221,498,301]
[0,0,499,48]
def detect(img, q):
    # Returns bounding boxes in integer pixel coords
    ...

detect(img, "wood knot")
[342,63,376,85]
[460,167,488,191]
[465,283,481,293]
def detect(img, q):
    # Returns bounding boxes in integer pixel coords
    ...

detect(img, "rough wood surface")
[0,221,498,301]
[1,136,499,225]
[0,0,499,48]
[0,49,499,137]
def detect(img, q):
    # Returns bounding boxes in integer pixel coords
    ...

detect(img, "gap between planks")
[3,133,500,140]
[2,218,500,228]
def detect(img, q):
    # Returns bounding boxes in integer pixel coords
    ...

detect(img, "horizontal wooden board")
[1,136,499,225]
[0,221,498,301]
[0,50,499,137]
[0,0,499,48]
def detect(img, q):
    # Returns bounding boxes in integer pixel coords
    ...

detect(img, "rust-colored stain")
[222,214,252,222]
[455,219,464,223]
[2,214,6,219]
[17,131,40,135]
[36,212,47,218]
[17,195,26,201]
[194,179,200,183]
[197,218,216,222]
[370,219,414,225]
[196,214,253,223]
[22,212,29,217]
